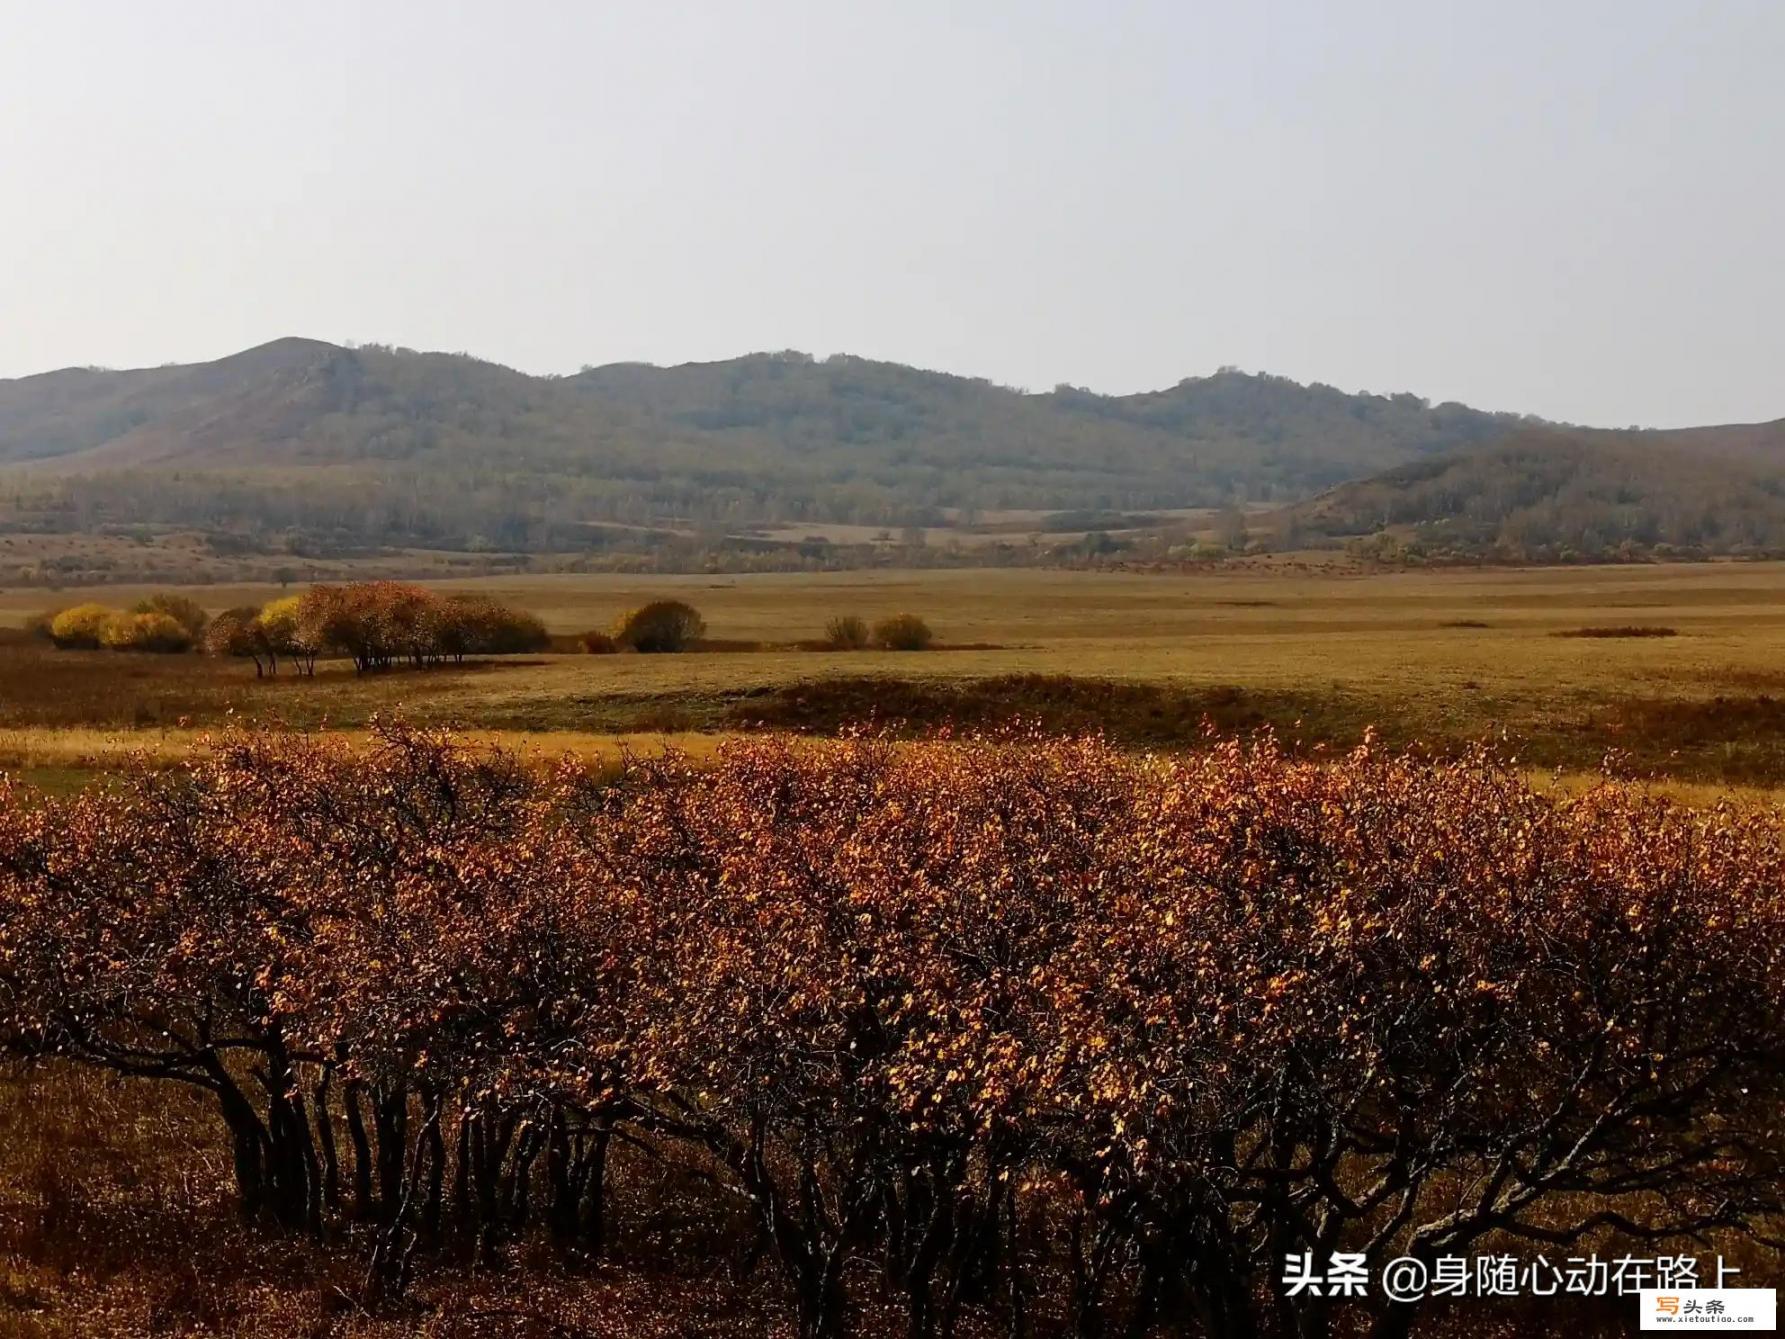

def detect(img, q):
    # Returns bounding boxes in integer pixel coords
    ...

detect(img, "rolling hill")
[1290,423,1785,561]
[0,340,1528,550]
[0,338,1778,566]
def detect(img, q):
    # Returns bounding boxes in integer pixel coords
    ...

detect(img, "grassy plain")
[5,561,1785,788]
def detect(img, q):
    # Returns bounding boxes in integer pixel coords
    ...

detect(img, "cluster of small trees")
[201,582,549,675]
[590,601,935,654]
[37,584,549,673]
[39,593,210,653]
[0,727,1778,1337]
[825,612,934,650]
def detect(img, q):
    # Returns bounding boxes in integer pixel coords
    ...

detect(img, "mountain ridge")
[0,337,1534,412]
[0,338,1779,561]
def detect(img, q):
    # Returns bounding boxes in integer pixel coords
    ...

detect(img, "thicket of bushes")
[0,727,1777,1337]
[578,629,619,654]
[873,612,933,650]
[612,599,706,653]
[824,614,870,649]
[823,612,935,650]
[39,592,211,653]
[36,588,952,665]
[36,583,550,673]
[202,582,550,675]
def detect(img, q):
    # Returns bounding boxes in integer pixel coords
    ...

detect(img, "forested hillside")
[5,339,1781,566]
[0,339,1526,551]
[1293,425,1785,562]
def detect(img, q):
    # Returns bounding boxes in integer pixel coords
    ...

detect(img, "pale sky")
[0,0,1779,427]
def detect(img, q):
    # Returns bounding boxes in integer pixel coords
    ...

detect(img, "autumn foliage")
[873,612,934,650]
[45,593,209,652]
[0,728,1779,1336]
[613,599,706,653]
[200,582,549,675]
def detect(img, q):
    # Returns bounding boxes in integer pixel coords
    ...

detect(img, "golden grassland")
[4,561,1785,790]
[11,558,1785,683]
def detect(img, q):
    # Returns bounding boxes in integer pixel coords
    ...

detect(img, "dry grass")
[9,560,1785,694]
[7,562,1785,787]
[1524,767,1785,808]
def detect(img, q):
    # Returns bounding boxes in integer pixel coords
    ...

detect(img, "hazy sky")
[0,1,1779,426]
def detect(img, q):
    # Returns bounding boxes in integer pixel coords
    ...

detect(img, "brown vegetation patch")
[0,729,1777,1336]
[0,639,531,733]
[724,673,1365,748]
[1551,625,1679,638]
[1554,693,1785,785]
